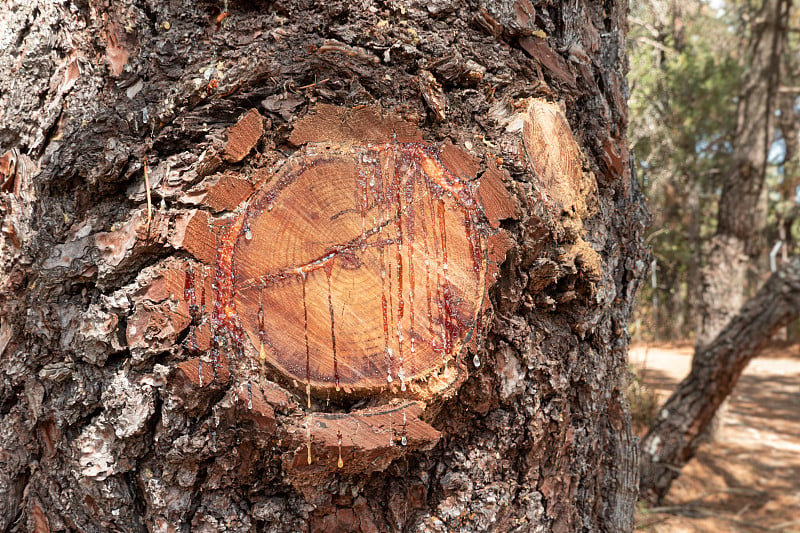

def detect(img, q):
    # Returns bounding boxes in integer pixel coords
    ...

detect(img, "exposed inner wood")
[209,141,488,396]
[288,402,439,471]
[521,99,588,216]
[288,104,424,146]
[223,108,264,163]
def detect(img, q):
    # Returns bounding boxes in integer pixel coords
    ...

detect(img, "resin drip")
[306,414,313,465]
[436,198,451,354]
[183,268,196,306]
[464,207,482,279]
[323,261,340,392]
[418,183,434,343]
[212,214,246,377]
[473,311,483,368]
[392,154,405,390]
[404,160,417,383]
[424,176,445,359]
[401,408,408,446]
[358,153,368,243]
[386,224,396,383]
[381,242,392,383]
[199,272,207,313]
[257,294,266,377]
[301,272,311,408]
[337,426,344,468]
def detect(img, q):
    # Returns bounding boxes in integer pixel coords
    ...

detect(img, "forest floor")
[630,341,800,533]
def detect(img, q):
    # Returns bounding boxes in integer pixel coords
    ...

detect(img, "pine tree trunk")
[0,1,645,531]
[684,178,703,339]
[638,0,792,504]
[638,255,800,503]
[696,0,790,348]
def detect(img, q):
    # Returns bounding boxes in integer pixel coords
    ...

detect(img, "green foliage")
[629,1,746,339]
[630,2,742,194]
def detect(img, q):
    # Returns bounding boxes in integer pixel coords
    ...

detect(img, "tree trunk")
[638,0,792,504]
[638,254,800,503]
[681,0,789,449]
[0,1,646,531]
[684,177,703,339]
[696,0,790,348]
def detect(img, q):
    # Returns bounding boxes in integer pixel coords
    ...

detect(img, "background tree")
[632,0,800,503]
[628,0,742,340]
[630,1,800,340]
[0,1,646,531]
[696,0,790,347]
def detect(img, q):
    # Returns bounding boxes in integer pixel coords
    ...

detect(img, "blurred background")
[628,1,800,530]
[630,0,799,344]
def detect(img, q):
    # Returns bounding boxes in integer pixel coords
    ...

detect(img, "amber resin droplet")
[306,414,313,465]
[401,409,408,446]
[337,427,344,468]
[212,140,487,398]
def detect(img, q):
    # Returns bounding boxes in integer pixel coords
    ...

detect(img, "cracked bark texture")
[0,1,646,532]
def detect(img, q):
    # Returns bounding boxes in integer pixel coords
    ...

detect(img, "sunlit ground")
[630,343,800,532]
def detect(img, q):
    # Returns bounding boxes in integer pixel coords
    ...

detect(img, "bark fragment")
[223,109,264,163]
[477,158,521,229]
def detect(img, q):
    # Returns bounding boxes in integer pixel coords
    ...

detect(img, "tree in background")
[629,0,742,340]
[632,0,798,503]
[696,0,790,347]
[630,0,800,340]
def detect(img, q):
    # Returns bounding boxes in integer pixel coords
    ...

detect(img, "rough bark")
[639,254,800,503]
[0,1,645,532]
[684,177,703,338]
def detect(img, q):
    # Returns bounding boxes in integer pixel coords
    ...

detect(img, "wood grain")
[212,141,489,397]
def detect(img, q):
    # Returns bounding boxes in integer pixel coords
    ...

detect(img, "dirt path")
[630,343,800,533]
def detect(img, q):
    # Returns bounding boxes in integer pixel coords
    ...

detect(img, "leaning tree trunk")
[638,254,800,503]
[637,0,791,501]
[0,1,646,532]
